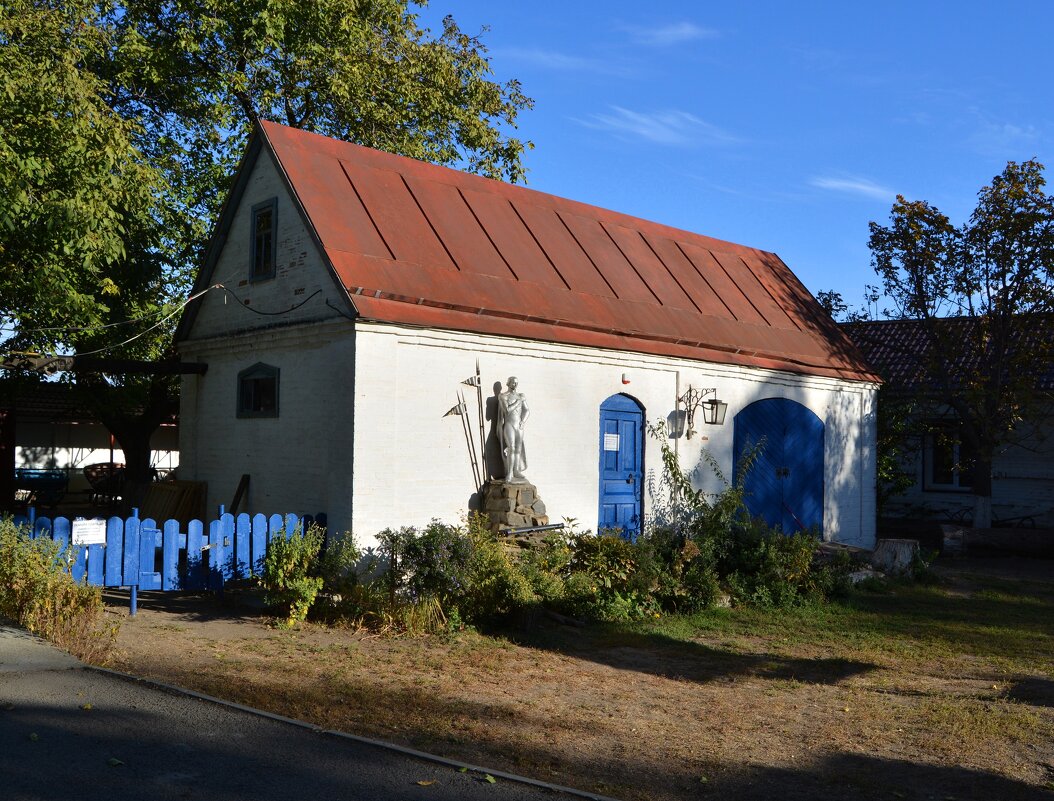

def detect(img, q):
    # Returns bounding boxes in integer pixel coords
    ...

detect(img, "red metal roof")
[260,120,879,383]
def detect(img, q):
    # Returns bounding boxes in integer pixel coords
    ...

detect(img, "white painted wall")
[179,319,355,525]
[350,323,878,549]
[181,317,878,549]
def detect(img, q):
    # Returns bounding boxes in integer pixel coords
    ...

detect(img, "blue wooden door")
[598,394,644,538]
[733,398,824,534]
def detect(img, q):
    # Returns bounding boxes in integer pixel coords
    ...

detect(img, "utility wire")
[2,283,327,362]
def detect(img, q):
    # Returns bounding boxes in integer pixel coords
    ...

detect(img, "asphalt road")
[0,625,609,801]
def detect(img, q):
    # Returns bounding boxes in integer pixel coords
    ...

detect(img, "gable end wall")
[183,146,345,342]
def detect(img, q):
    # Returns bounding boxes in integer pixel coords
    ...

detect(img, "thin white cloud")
[619,21,718,46]
[967,119,1041,157]
[810,175,895,201]
[577,107,737,147]
[493,47,634,77]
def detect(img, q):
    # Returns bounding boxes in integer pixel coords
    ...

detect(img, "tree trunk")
[110,423,157,514]
[83,375,177,516]
[971,458,994,529]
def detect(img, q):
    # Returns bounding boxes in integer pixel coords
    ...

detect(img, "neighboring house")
[843,318,1054,529]
[175,121,880,547]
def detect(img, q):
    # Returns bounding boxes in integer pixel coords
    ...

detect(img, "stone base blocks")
[480,479,549,534]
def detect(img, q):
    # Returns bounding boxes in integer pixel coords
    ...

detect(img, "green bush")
[260,524,325,628]
[0,518,116,662]
[641,420,845,611]
[378,516,537,630]
[725,522,824,607]
[313,531,376,621]
[460,514,536,621]
[389,520,475,605]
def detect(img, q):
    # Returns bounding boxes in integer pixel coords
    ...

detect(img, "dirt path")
[103,566,1054,801]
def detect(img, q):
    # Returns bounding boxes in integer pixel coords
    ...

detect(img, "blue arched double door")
[598,394,644,537]
[733,398,824,534]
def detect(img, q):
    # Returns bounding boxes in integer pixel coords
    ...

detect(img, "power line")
[2,283,329,366]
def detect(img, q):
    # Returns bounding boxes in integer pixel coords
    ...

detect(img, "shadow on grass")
[487,564,1054,687]
[9,670,1050,801]
[502,620,879,686]
[173,659,1053,801]
[102,588,272,623]
[1008,676,1054,709]
[713,752,1054,801]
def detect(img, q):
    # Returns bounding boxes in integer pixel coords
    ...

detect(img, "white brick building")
[175,122,880,548]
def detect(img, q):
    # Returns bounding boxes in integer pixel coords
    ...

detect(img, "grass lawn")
[106,558,1054,800]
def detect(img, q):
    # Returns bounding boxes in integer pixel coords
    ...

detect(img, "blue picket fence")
[12,508,327,615]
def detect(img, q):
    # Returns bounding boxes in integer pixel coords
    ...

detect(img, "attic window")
[251,199,277,280]
[237,363,279,418]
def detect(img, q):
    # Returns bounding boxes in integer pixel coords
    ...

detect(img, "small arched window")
[237,363,279,418]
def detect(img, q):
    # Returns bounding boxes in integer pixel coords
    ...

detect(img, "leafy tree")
[2,0,532,509]
[866,160,1054,528]
[0,0,163,343]
[815,289,918,515]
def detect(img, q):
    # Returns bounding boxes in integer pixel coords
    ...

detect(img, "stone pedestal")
[480,479,549,533]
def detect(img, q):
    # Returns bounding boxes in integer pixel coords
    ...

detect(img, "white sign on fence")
[71,519,107,546]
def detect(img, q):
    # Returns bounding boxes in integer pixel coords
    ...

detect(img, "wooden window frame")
[250,199,278,281]
[922,422,974,492]
[237,362,279,419]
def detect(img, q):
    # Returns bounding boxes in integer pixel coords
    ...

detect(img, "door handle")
[626,475,635,484]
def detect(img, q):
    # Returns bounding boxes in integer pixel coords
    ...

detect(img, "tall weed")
[0,519,117,662]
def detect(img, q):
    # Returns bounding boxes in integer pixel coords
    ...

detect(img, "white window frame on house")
[922,421,974,492]
[250,198,278,280]
[237,363,279,418]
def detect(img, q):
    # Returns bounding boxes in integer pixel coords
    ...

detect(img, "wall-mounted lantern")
[678,385,728,438]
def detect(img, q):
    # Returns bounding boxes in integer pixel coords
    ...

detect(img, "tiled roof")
[0,380,96,422]
[0,379,181,423]
[250,121,879,382]
[842,317,1054,392]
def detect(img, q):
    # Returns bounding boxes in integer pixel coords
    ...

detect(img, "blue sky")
[417,1,1052,309]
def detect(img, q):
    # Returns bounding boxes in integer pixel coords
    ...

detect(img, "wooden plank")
[104,517,124,587]
[285,513,299,539]
[122,517,141,588]
[86,543,104,586]
[162,519,180,591]
[70,545,87,584]
[207,519,224,590]
[268,514,285,544]
[34,516,52,540]
[186,520,205,591]
[220,513,236,581]
[139,527,162,590]
[52,517,71,567]
[235,513,251,579]
[251,514,267,576]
